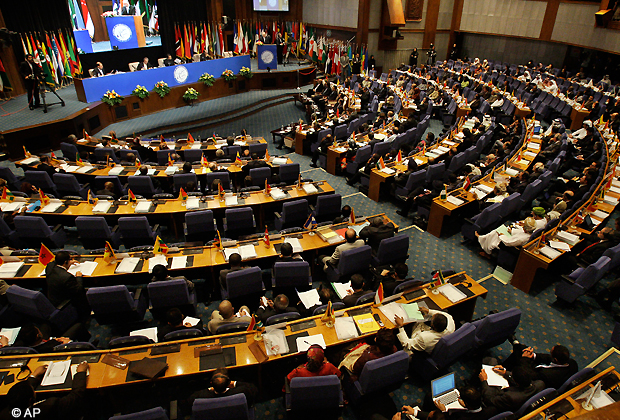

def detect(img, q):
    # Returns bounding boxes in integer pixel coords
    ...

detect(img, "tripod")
[36,77,65,113]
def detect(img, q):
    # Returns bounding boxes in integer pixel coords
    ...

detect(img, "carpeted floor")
[4,93,618,419]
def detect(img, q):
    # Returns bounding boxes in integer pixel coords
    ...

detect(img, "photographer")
[19,54,42,110]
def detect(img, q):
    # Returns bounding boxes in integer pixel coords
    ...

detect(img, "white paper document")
[134,201,152,213]
[41,201,63,213]
[296,333,326,352]
[549,241,571,251]
[476,184,494,194]
[41,360,71,387]
[1,202,25,212]
[238,244,257,260]
[130,327,158,343]
[482,365,509,388]
[437,283,467,303]
[164,166,179,175]
[272,157,288,165]
[335,317,359,340]
[116,257,140,273]
[556,231,579,245]
[297,289,321,309]
[0,261,24,278]
[539,246,562,260]
[183,316,200,327]
[302,183,317,194]
[76,165,94,174]
[284,238,303,254]
[148,255,168,272]
[63,165,81,173]
[108,166,125,176]
[225,196,238,206]
[332,281,352,299]
[92,201,112,213]
[0,327,21,345]
[270,188,287,200]
[21,157,40,165]
[186,197,200,210]
[68,261,98,276]
[171,256,188,269]
[380,167,396,175]
[446,196,464,206]
[379,302,408,324]
[527,143,540,150]
[504,168,519,177]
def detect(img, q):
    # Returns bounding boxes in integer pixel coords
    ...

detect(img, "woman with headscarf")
[284,344,341,391]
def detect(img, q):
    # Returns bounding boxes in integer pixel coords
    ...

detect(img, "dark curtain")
[1,0,73,32]
[157,0,211,56]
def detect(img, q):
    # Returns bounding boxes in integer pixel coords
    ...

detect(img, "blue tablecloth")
[81,55,251,103]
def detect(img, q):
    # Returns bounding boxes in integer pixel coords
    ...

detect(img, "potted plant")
[102,90,123,106]
[153,81,170,98]
[199,72,215,87]
[132,85,149,99]
[183,87,199,105]
[239,66,253,79]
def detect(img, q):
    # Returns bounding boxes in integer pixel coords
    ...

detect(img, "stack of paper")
[539,246,562,260]
[0,262,24,278]
[272,157,288,165]
[186,197,200,210]
[297,289,321,309]
[164,166,178,175]
[135,201,152,213]
[264,329,289,356]
[482,365,509,388]
[184,316,200,326]
[108,166,125,176]
[130,327,158,343]
[380,167,396,175]
[92,201,112,213]
[0,202,25,212]
[171,256,188,269]
[446,196,465,206]
[21,157,40,165]
[527,143,540,150]
[332,281,352,299]
[284,238,303,253]
[225,196,238,206]
[296,334,326,352]
[41,201,63,213]
[477,184,494,194]
[148,254,168,272]
[116,257,140,273]
[549,241,571,251]
[238,244,257,260]
[270,188,286,200]
[76,165,94,174]
[504,168,519,177]
[0,327,21,345]
[603,195,618,205]
[437,283,467,303]
[41,360,71,386]
[592,210,610,220]
[68,261,98,277]
[556,231,580,245]
[302,184,318,194]
[402,302,427,321]
[379,302,408,324]
[335,317,359,340]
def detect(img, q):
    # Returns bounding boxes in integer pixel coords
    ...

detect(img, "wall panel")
[303,0,359,28]
[551,3,620,54]
[460,0,546,39]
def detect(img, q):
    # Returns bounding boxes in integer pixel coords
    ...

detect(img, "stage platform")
[0,58,316,160]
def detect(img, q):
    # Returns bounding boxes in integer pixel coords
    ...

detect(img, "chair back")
[225,266,263,300]
[358,350,409,394]
[24,170,56,193]
[60,142,80,161]
[173,173,198,193]
[108,407,169,420]
[157,150,176,166]
[109,335,154,349]
[374,235,409,265]
[314,194,342,222]
[215,322,250,334]
[288,376,342,411]
[392,279,422,295]
[183,149,203,163]
[0,347,38,355]
[206,172,232,190]
[185,210,216,239]
[248,143,268,158]
[54,342,98,352]
[192,394,253,420]
[279,163,300,184]
[95,176,125,196]
[278,199,309,228]
[14,215,53,239]
[53,173,82,196]
[94,148,119,163]
[6,285,56,320]
[312,302,345,315]
[249,167,272,186]
[557,368,595,394]
[163,328,203,342]
[514,389,557,418]
[86,285,136,315]
[75,216,114,248]
[127,176,158,198]
[265,311,301,326]
[337,245,372,278]
[147,279,192,309]
[429,323,476,369]
[473,308,521,348]
[225,207,255,232]
[273,261,311,288]
[426,162,446,184]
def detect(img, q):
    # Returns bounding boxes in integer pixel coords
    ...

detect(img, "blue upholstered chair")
[192,394,254,420]
[221,266,264,301]
[108,407,169,420]
[274,199,309,230]
[279,163,301,185]
[372,235,409,266]
[173,173,197,194]
[109,335,154,349]
[93,148,119,163]
[215,322,251,335]
[265,311,301,326]
[117,216,160,248]
[163,328,203,342]
[224,207,256,239]
[313,194,341,222]
[249,167,272,187]
[272,261,312,293]
[24,170,57,196]
[312,302,345,315]
[147,279,196,318]
[513,389,557,418]
[54,342,98,352]
[471,308,521,349]
[13,215,67,249]
[53,173,89,199]
[60,142,80,161]
[86,285,148,325]
[127,176,161,198]
[184,210,217,243]
[555,256,611,304]
[325,245,372,283]
[285,376,343,412]
[94,175,126,196]
[75,216,121,249]
[6,285,78,333]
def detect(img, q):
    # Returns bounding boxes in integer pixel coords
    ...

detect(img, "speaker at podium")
[104,16,146,50]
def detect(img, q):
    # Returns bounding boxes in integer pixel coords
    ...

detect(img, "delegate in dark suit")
[44,252,89,318]
[359,217,395,252]
[255,294,299,324]
[503,344,578,390]
[242,154,270,176]
[480,366,545,412]
[19,55,42,109]
[0,363,88,420]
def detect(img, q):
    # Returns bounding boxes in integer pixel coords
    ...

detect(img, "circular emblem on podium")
[261,50,274,65]
[174,66,189,83]
[112,24,133,42]
[269,0,278,7]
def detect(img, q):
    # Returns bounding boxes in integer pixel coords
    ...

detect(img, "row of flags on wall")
[19,30,83,87]
[174,22,225,59]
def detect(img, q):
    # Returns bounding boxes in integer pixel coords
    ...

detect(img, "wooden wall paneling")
[0,8,26,96]
[357,0,372,45]
[448,0,464,58]
[423,0,441,48]
[540,0,560,41]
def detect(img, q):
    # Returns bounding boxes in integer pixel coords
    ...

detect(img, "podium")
[257,44,277,70]
[105,16,146,50]
[73,30,93,54]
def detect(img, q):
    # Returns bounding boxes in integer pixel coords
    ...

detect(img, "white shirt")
[397,309,455,354]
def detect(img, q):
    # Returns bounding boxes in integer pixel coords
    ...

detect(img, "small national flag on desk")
[168,153,174,166]
[374,283,384,305]
[1,187,14,202]
[265,179,271,194]
[135,158,141,169]
[235,152,243,165]
[83,129,90,141]
[39,189,50,206]
[263,225,270,248]
[304,214,317,230]
[213,229,222,250]
[247,314,257,331]
[38,243,54,266]
[128,189,137,203]
[154,236,168,255]
[349,207,355,225]
[88,190,98,205]
[377,157,386,170]
[336,108,339,118]
[76,153,84,166]
[23,146,31,158]
[516,153,522,163]
[201,154,208,167]
[188,133,195,144]
[463,176,472,192]
[50,151,57,161]
[103,241,116,264]
[431,270,445,287]
[321,300,335,323]
[218,182,225,198]
[265,149,270,161]
[396,150,402,162]
[179,187,188,201]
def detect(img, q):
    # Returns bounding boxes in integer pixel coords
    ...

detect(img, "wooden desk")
[456,105,471,120]
[521,366,620,420]
[514,106,531,119]
[0,273,486,396]
[571,107,591,131]
[326,146,348,175]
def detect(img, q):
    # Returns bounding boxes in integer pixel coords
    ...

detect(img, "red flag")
[128,189,137,203]
[463,176,472,191]
[265,179,271,194]
[188,133,195,144]
[396,150,402,162]
[264,226,270,248]
[218,182,225,198]
[247,314,257,331]
[39,188,50,206]
[38,244,55,266]
[378,157,386,169]
[179,187,188,201]
[349,207,355,225]
[214,229,222,250]
[374,283,384,304]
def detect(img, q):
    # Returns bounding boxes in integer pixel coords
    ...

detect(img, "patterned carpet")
[4,95,619,419]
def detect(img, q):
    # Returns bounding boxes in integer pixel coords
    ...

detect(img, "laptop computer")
[431,372,463,411]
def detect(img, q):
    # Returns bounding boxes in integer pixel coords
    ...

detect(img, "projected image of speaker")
[254,0,289,12]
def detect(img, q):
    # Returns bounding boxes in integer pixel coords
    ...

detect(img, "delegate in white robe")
[478,226,531,254]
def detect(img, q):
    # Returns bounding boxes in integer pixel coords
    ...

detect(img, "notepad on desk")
[0,261,24,278]
[482,364,509,388]
[378,302,408,324]
[148,255,168,272]
[284,238,303,253]
[446,196,464,206]
[592,210,609,220]
[380,167,395,175]
[116,257,140,273]
[108,166,125,176]
[539,246,561,260]
[603,196,618,205]
[527,143,540,150]
[335,317,359,340]
[21,157,40,165]
[555,230,579,245]
[504,168,519,177]
[92,201,112,213]
[41,360,71,387]
[68,261,98,277]
[134,201,152,213]
[225,196,238,206]
[224,245,256,261]
[171,256,188,269]
[549,241,571,251]
[352,314,380,334]
[41,201,63,213]
[273,157,288,165]
[270,188,287,200]
[437,283,467,303]
[296,334,326,352]
[402,302,427,321]
[302,183,317,194]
